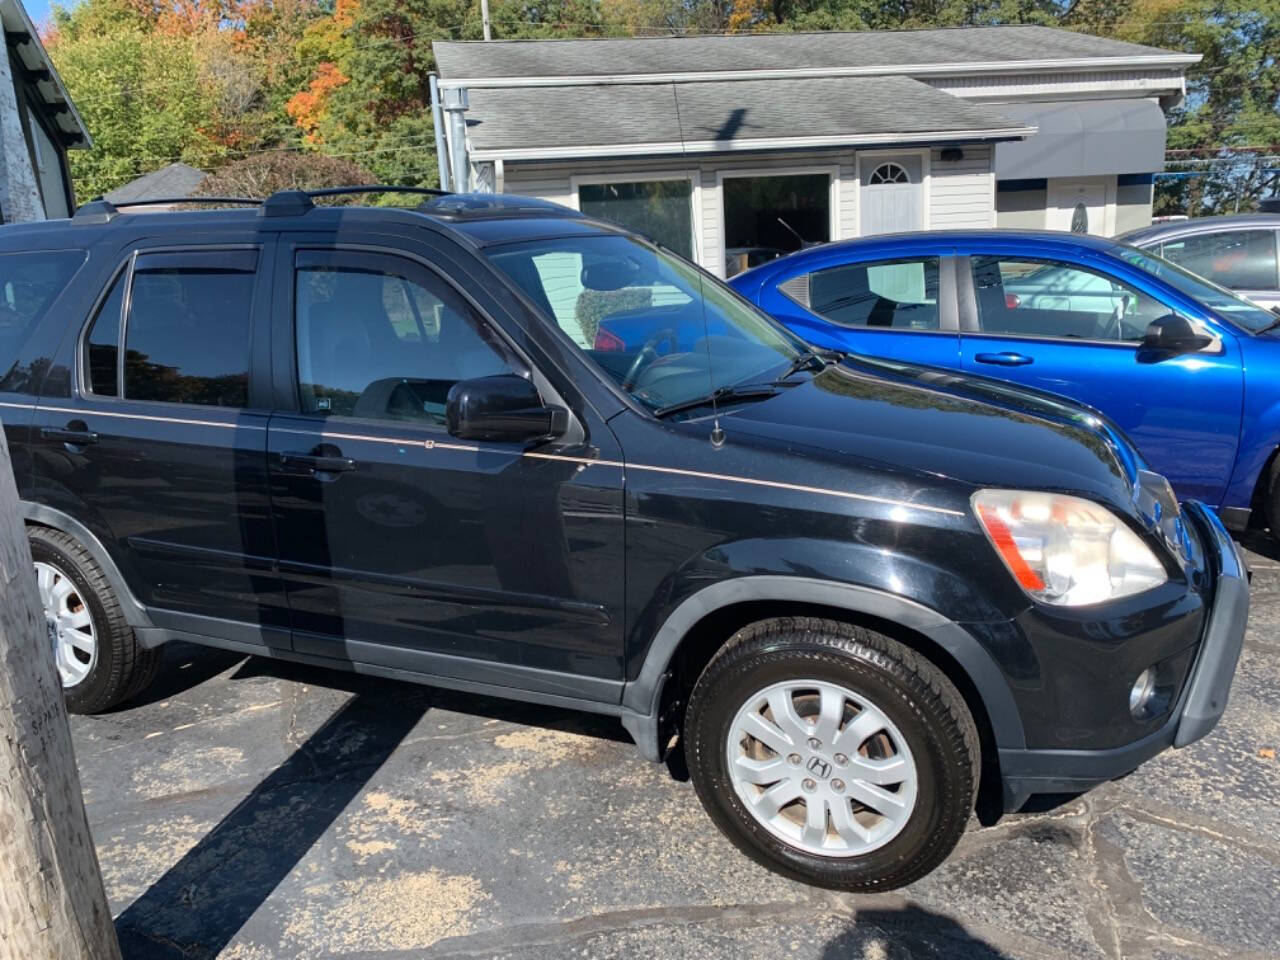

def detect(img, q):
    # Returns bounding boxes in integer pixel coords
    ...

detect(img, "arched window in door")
[868,162,911,185]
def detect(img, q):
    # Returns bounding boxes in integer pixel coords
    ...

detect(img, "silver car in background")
[1118,214,1280,311]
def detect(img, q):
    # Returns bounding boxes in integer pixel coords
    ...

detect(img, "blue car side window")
[971,256,1170,343]
[790,257,941,330]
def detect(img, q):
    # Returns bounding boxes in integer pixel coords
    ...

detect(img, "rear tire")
[684,616,978,891]
[27,525,161,714]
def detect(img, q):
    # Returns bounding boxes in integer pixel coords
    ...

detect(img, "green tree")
[46,0,225,199]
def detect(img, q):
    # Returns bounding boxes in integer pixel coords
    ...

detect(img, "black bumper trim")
[997,501,1249,811]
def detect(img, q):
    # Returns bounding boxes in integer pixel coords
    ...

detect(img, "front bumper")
[998,501,1249,810]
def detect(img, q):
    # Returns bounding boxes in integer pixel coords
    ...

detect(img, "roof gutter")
[437,54,1202,90]
[471,124,1038,162]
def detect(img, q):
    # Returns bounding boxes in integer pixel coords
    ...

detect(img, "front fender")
[618,550,1027,761]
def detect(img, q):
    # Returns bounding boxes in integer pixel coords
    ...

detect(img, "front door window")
[971,257,1171,343]
[293,251,520,424]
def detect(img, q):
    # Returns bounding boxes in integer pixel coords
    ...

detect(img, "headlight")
[973,489,1167,606]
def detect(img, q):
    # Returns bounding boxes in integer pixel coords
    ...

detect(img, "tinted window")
[0,250,84,365]
[83,273,124,396]
[804,257,940,330]
[124,266,253,406]
[972,257,1171,342]
[1159,230,1278,289]
[295,255,517,423]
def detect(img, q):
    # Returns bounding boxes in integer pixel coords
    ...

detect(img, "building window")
[868,162,910,185]
[721,172,832,278]
[577,179,695,261]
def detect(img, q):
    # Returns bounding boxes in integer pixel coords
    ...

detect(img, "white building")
[433,26,1198,278]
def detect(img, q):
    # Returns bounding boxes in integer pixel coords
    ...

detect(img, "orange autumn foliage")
[287,61,349,143]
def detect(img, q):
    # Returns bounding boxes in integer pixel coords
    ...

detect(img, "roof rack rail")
[73,196,263,224]
[261,184,452,218]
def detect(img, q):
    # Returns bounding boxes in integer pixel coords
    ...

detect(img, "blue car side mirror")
[1139,314,1212,359]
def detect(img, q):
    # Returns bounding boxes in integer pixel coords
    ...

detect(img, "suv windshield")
[485,234,805,413]
[1117,244,1278,333]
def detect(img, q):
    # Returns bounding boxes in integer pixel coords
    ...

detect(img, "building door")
[859,156,924,236]
[1047,178,1112,235]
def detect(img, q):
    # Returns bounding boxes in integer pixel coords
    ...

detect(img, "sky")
[25,0,64,30]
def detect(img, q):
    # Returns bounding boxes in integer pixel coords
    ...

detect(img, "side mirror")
[1139,314,1212,357]
[446,374,568,444]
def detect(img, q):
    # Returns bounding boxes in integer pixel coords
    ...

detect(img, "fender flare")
[618,576,1025,761]
[19,501,153,628]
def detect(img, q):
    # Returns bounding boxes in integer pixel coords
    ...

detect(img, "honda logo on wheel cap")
[806,756,831,779]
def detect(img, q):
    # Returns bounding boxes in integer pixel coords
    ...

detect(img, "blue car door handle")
[975,352,1035,366]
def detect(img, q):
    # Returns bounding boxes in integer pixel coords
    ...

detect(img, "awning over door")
[993,98,1166,180]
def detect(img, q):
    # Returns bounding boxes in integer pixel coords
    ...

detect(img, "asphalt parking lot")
[74,533,1280,960]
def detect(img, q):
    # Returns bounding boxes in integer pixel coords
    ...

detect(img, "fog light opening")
[1129,667,1158,718]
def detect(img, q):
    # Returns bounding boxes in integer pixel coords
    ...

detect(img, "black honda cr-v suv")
[0,188,1248,890]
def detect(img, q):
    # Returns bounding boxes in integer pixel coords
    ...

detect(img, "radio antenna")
[670,82,723,448]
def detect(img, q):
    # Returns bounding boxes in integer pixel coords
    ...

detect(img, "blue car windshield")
[1117,245,1278,333]
[485,234,805,412]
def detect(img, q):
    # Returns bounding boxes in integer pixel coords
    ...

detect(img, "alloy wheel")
[725,679,918,857]
[34,560,97,687]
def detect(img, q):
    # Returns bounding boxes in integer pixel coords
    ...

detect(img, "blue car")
[729,231,1280,534]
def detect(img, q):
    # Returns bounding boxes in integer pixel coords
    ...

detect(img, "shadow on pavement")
[114,642,248,712]
[114,687,428,960]
[823,905,1012,959]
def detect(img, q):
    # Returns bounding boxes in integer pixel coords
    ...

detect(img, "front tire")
[684,617,978,891]
[27,526,161,714]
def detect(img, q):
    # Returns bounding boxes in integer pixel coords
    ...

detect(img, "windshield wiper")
[653,384,780,418]
[777,349,837,381]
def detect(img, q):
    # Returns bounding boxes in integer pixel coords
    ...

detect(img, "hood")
[724,355,1142,510]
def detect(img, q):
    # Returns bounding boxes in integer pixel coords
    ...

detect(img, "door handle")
[279,451,356,474]
[41,426,99,446]
[975,352,1034,367]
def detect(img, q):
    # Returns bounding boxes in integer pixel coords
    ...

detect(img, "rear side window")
[83,273,125,396]
[0,250,85,366]
[793,257,940,330]
[1158,230,1278,290]
[122,252,256,406]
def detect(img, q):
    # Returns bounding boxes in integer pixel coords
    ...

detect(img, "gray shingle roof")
[435,25,1191,82]
[465,76,1029,158]
[104,163,208,203]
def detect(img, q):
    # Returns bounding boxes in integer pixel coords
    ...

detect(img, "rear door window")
[1158,230,1279,290]
[121,250,257,407]
[0,250,85,370]
[798,257,940,330]
[83,272,126,396]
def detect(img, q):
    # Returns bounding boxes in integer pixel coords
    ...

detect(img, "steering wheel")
[621,327,679,391]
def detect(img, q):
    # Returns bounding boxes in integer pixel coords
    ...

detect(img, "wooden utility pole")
[0,424,120,960]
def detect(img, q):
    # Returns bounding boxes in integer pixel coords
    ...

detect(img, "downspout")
[442,87,471,193]
[428,74,451,191]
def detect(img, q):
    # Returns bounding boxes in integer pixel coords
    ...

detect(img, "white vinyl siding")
[502,145,1001,274]
[928,145,995,229]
